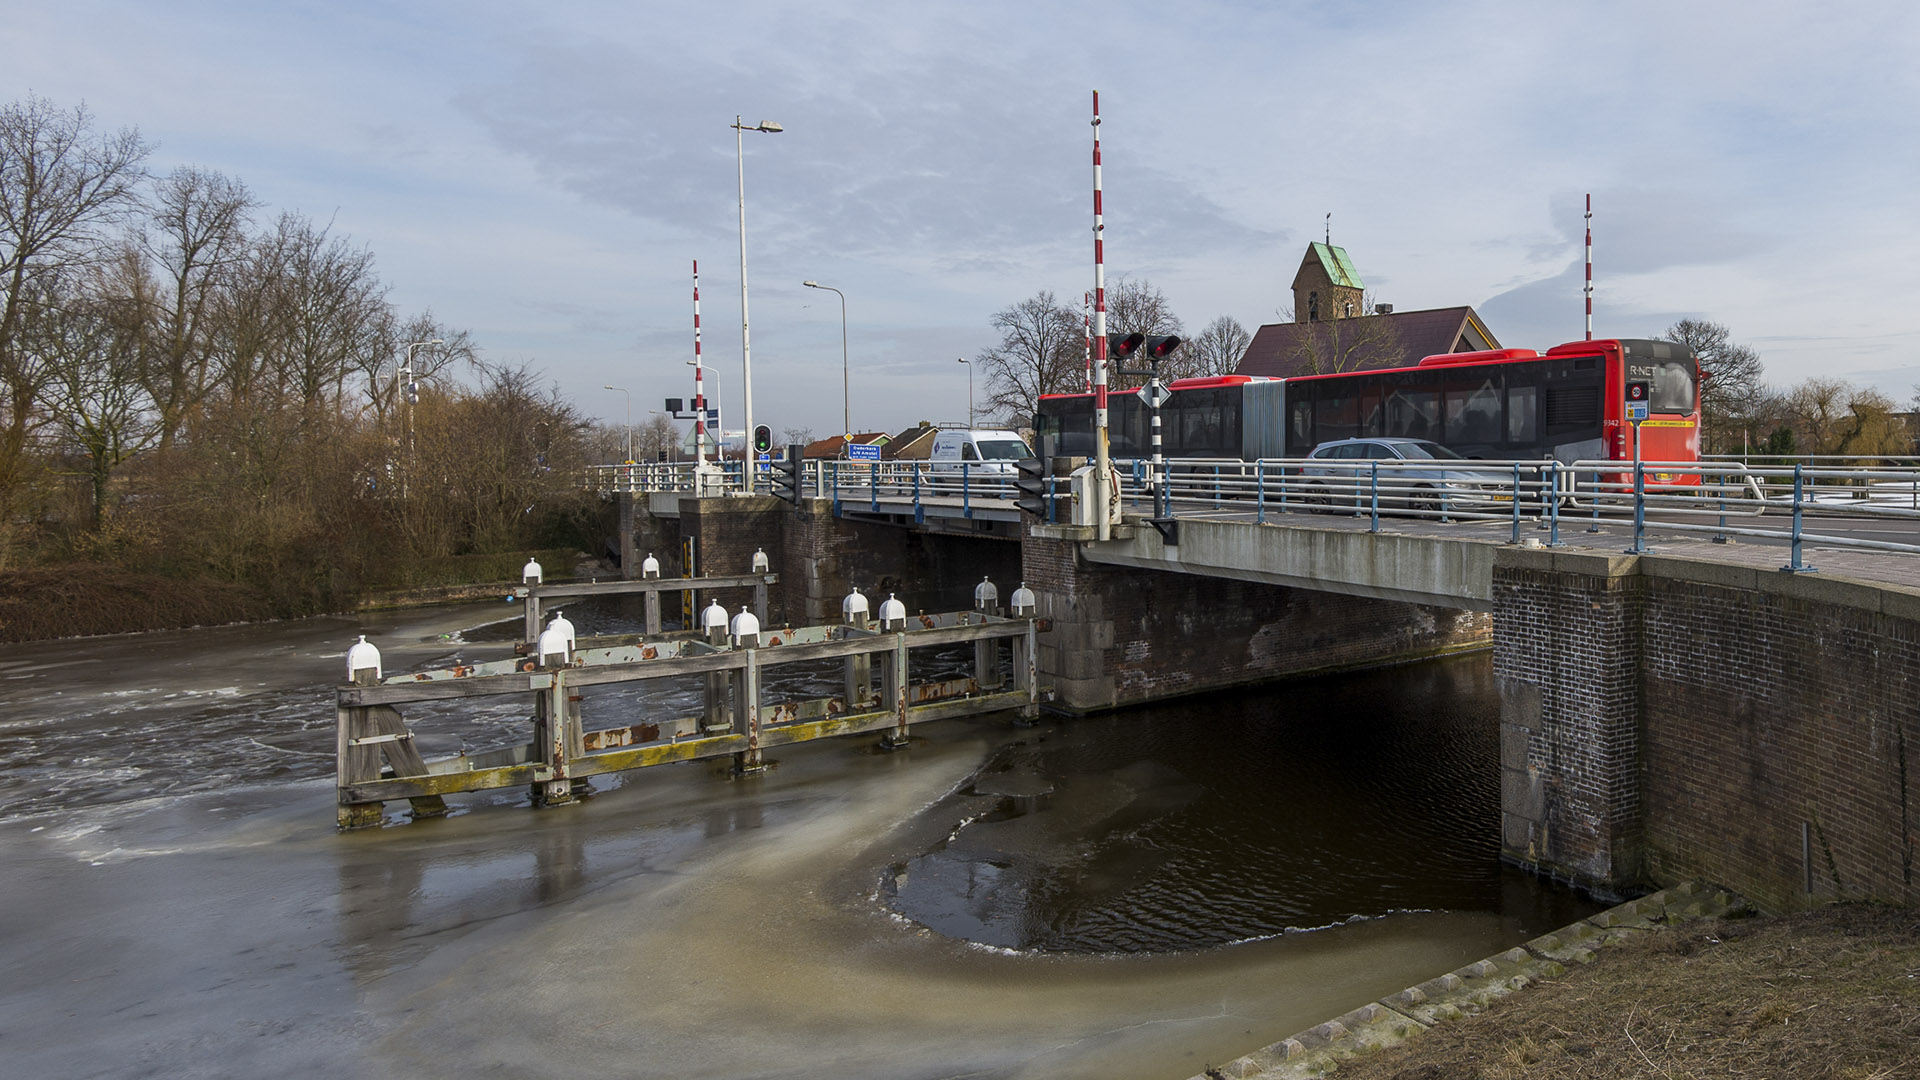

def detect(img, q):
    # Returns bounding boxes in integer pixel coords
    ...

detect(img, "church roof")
[1305,242,1364,290]
[1234,306,1500,378]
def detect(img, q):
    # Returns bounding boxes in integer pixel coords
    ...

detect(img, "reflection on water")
[885,655,1595,952]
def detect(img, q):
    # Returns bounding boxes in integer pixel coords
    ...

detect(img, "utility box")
[1067,465,1122,527]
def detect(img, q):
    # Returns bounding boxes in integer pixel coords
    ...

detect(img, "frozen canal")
[0,599,1596,1079]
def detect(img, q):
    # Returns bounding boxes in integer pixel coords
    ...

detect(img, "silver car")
[1299,438,1504,513]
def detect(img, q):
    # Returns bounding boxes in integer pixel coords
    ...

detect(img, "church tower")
[1291,242,1364,323]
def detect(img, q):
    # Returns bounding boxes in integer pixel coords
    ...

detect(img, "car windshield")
[1395,441,1465,460]
[975,439,1031,460]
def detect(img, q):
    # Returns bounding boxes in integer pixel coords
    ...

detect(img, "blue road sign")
[847,443,882,461]
[1626,401,1649,422]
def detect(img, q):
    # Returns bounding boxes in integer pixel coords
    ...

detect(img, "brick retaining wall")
[1494,549,1919,910]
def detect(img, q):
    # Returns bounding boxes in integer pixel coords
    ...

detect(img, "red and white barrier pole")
[1584,194,1593,341]
[693,260,707,467]
[1091,90,1111,540]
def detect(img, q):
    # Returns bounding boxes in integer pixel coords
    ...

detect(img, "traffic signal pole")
[1090,91,1111,542]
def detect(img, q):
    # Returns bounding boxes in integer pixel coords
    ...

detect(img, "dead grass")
[0,564,274,641]
[1331,904,1920,1080]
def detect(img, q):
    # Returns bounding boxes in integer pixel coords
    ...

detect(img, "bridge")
[595,455,1920,915]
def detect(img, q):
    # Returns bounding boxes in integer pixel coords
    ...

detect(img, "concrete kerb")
[1189,879,1750,1080]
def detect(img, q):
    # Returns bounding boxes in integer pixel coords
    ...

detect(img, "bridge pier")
[1022,529,1490,714]
[1492,551,1647,896]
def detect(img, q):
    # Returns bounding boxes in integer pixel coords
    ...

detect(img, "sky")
[12,0,1920,441]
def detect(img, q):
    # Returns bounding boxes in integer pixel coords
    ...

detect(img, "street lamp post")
[733,116,783,489]
[956,357,973,428]
[604,384,631,462]
[399,338,442,496]
[803,280,848,437]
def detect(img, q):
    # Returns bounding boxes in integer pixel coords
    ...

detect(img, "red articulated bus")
[1035,337,1701,481]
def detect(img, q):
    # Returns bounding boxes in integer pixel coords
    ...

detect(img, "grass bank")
[1324,903,1918,1080]
[0,547,582,641]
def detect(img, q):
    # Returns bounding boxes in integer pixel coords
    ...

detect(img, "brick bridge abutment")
[1495,548,1919,910]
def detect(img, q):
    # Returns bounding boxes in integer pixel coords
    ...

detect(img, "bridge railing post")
[1256,460,1266,524]
[1782,464,1818,573]
[1510,463,1522,544]
[1588,464,1603,533]
[1368,462,1380,533]
[1547,463,1563,546]
[962,461,972,519]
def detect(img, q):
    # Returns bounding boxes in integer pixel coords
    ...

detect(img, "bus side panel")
[1242,381,1288,459]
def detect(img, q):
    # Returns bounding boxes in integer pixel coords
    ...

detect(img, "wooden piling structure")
[335,597,1041,828]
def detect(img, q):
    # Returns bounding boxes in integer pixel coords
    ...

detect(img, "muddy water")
[0,599,1598,1079]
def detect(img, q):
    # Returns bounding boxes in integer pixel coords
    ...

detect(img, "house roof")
[1235,306,1500,379]
[799,432,890,459]
[886,426,940,459]
[1307,242,1364,290]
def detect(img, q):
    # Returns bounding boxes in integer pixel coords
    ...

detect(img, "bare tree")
[0,96,149,533]
[636,413,680,461]
[261,212,391,416]
[1661,318,1764,454]
[34,265,156,527]
[1184,315,1251,378]
[140,166,254,451]
[975,291,1083,427]
[1274,292,1403,375]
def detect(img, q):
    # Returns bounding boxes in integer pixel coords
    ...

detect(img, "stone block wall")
[1022,534,1491,713]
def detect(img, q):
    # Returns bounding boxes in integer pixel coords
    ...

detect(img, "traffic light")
[771,444,803,505]
[1146,335,1183,360]
[752,424,772,455]
[1014,457,1054,520]
[1107,333,1146,361]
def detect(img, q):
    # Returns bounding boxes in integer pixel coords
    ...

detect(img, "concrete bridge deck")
[1048,505,1920,611]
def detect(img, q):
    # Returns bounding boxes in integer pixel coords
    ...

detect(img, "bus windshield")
[1652,361,1695,414]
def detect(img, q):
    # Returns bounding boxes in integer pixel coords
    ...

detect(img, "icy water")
[0,597,1599,1079]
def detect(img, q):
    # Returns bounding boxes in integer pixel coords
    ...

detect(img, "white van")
[927,428,1033,476]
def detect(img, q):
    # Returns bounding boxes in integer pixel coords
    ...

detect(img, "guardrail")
[588,455,1920,570]
[1136,456,1920,571]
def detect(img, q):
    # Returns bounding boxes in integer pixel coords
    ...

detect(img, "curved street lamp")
[803,280,848,438]
[956,357,973,428]
[604,384,631,462]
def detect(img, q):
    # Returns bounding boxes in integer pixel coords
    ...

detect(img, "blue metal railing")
[586,456,1920,565]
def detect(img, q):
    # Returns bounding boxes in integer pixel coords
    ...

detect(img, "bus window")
[1652,361,1695,414]
[1359,387,1383,438]
[1445,378,1501,444]
[1290,397,1314,449]
[1386,388,1439,441]
[1320,392,1361,441]
[1507,385,1538,444]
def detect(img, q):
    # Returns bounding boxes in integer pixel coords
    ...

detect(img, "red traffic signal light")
[1147,335,1183,360]
[1108,333,1146,360]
